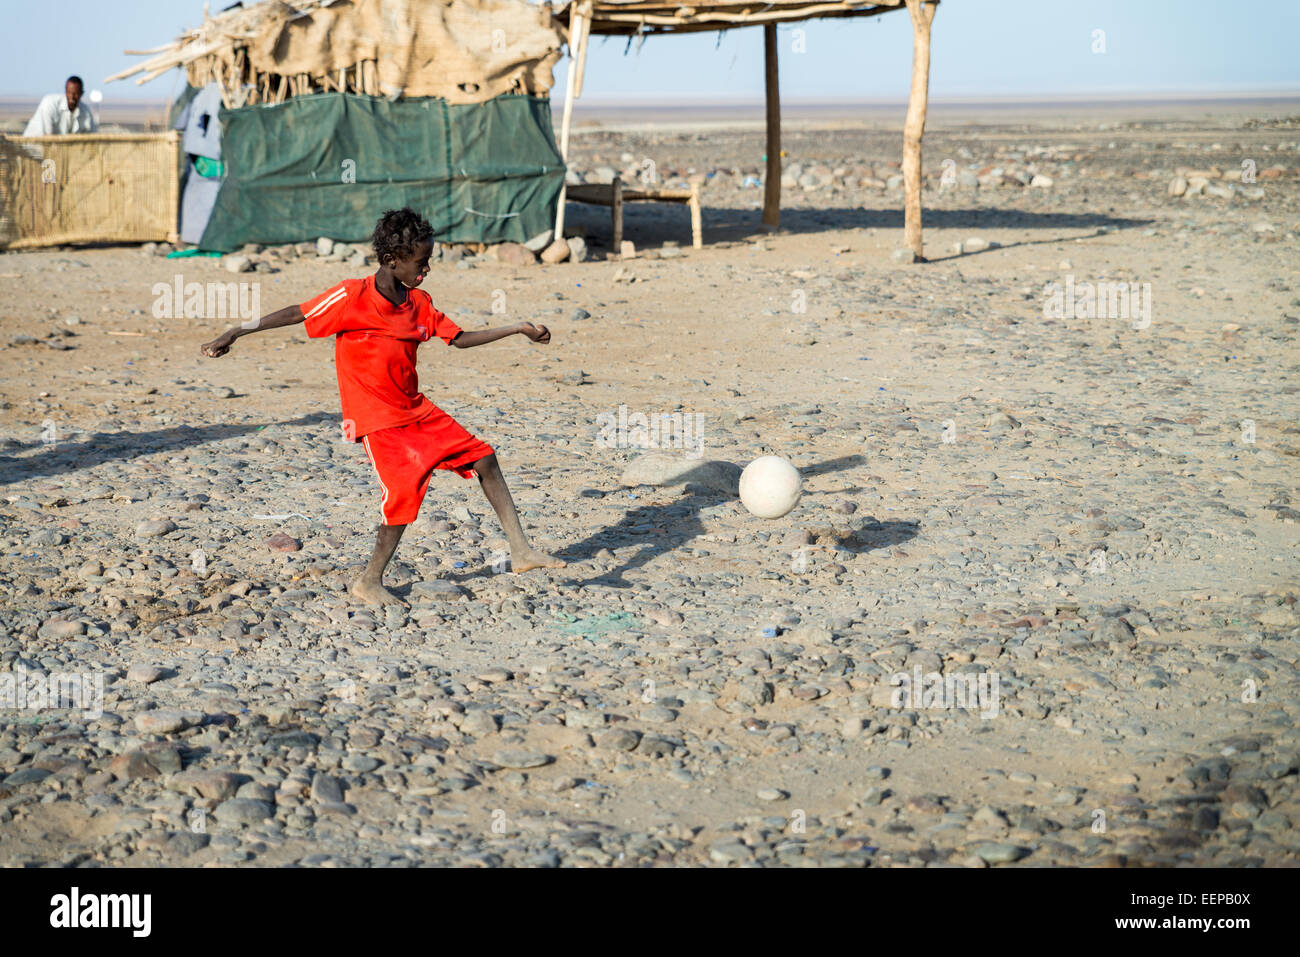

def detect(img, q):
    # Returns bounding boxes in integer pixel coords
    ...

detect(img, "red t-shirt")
[300,276,462,440]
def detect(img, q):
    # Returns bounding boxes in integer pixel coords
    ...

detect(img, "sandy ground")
[0,103,1297,868]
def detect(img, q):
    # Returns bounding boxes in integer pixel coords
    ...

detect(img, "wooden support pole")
[689,184,702,249]
[553,7,589,242]
[762,22,781,231]
[166,131,181,244]
[574,1,594,98]
[612,176,623,253]
[902,0,936,261]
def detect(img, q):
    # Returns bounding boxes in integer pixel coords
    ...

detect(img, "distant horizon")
[2,88,1297,108]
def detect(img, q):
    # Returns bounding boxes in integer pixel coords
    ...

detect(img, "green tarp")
[198,91,563,251]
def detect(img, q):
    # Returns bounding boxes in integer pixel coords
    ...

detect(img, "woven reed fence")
[0,132,180,249]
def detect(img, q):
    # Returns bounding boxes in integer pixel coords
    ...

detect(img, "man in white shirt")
[23,76,98,136]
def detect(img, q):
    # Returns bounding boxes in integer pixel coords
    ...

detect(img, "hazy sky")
[1,0,1296,102]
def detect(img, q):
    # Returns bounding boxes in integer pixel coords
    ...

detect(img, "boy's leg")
[472,453,564,572]
[350,522,408,605]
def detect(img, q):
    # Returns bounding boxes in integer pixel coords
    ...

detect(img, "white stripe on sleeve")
[304,286,348,320]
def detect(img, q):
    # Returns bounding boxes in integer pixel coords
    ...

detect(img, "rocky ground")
[0,104,1298,868]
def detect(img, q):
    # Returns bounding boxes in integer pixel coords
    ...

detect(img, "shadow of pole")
[565,201,1152,250]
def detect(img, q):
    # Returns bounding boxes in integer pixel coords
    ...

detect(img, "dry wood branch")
[902,0,936,260]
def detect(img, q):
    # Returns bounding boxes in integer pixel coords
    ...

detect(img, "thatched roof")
[106,0,566,107]
[106,0,912,108]
[563,0,907,36]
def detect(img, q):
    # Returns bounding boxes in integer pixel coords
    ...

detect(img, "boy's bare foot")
[350,576,408,606]
[510,548,566,573]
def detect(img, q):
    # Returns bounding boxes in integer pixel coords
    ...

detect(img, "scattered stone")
[266,532,301,552]
[311,774,344,804]
[168,770,242,801]
[109,752,158,781]
[958,237,994,254]
[566,236,588,262]
[1092,617,1135,643]
[135,519,178,538]
[971,842,1030,864]
[126,664,168,684]
[4,767,53,788]
[596,728,641,752]
[135,710,203,735]
[214,798,273,826]
[787,624,834,645]
[460,710,498,735]
[541,240,571,264]
[411,579,466,602]
[36,618,84,640]
[709,840,753,864]
[491,750,553,769]
[493,242,537,266]
[523,231,554,253]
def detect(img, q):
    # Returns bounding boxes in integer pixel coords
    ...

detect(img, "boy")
[201,208,563,605]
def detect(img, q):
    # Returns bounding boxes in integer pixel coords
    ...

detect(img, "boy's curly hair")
[372,208,434,264]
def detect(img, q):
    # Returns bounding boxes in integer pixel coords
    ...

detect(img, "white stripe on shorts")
[361,434,392,524]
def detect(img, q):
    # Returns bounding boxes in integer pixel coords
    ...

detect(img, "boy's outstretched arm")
[453,321,551,348]
[200,305,306,358]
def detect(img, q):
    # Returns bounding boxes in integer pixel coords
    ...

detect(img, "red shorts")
[360,408,494,525]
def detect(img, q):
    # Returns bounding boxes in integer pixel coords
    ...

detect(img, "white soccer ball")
[739,455,802,519]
